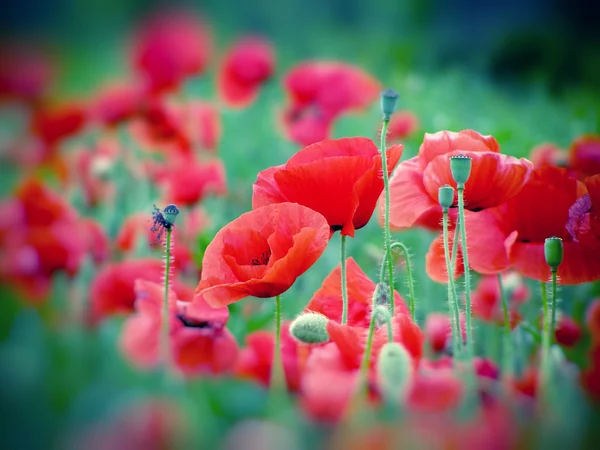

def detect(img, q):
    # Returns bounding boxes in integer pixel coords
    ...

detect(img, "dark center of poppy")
[177,314,212,329]
[251,249,272,266]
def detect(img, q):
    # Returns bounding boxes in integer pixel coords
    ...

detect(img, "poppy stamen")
[251,249,272,266]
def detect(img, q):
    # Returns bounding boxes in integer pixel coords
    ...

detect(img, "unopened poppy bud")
[544,237,563,270]
[377,342,412,401]
[380,89,399,121]
[373,304,392,326]
[289,312,329,344]
[372,282,391,308]
[438,185,455,210]
[450,155,472,187]
[163,204,180,226]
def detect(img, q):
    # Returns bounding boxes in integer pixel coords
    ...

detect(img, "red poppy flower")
[236,322,308,391]
[217,37,275,109]
[385,130,533,231]
[424,312,466,354]
[529,142,566,168]
[470,273,528,327]
[567,174,600,248]
[132,10,211,94]
[196,202,330,307]
[305,257,408,326]
[554,316,581,347]
[407,368,463,413]
[569,134,600,180]
[160,156,227,206]
[281,62,380,146]
[90,259,193,323]
[384,111,419,142]
[93,82,145,127]
[462,166,600,284]
[185,101,221,152]
[30,102,87,148]
[253,137,403,237]
[121,280,238,376]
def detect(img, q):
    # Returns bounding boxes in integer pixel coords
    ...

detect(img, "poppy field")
[1,3,600,449]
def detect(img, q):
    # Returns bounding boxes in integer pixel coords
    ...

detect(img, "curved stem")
[161,227,173,369]
[443,211,461,359]
[457,187,473,360]
[379,118,395,317]
[497,273,513,379]
[341,234,349,325]
[379,241,416,321]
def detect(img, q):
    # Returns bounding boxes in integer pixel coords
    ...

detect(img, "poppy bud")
[438,184,455,210]
[377,342,412,401]
[449,155,472,187]
[163,204,180,226]
[544,237,563,270]
[373,304,392,328]
[372,282,391,308]
[380,88,399,121]
[289,312,330,344]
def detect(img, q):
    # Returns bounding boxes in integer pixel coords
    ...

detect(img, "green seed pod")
[544,237,564,270]
[380,88,399,121]
[289,312,330,344]
[449,155,472,187]
[438,184,455,210]
[377,342,413,401]
[163,204,180,226]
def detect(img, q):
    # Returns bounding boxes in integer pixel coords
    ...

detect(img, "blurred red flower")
[253,137,403,237]
[384,111,419,142]
[554,316,581,347]
[385,130,533,231]
[196,202,330,307]
[132,10,212,94]
[566,174,600,248]
[121,280,238,375]
[462,166,600,283]
[471,273,528,327]
[90,259,193,323]
[92,82,145,127]
[569,134,600,180]
[0,44,53,103]
[423,312,466,354]
[305,257,408,326]
[280,62,380,146]
[30,102,87,148]
[217,37,275,108]
[529,142,566,168]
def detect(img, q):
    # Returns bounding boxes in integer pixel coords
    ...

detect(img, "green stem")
[268,294,286,414]
[162,227,172,368]
[379,242,416,321]
[380,118,395,317]
[451,218,460,271]
[442,211,461,359]
[540,280,551,403]
[497,273,513,379]
[457,187,473,359]
[550,269,558,340]
[341,234,349,325]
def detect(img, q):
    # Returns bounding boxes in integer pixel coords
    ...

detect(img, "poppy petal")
[418,130,500,170]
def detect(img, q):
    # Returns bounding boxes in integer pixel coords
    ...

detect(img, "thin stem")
[451,218,460,271]
[268,294,286,414]
[540,280,551,404]
[443,211,461,359]
[550,269,558,340]
[379,242,416,321]
[380,118,395,317]
[341,234,349,325]
[161,227,173,368]
[457,187,473,359]
[497,273,513,379]
[359,313,379,385]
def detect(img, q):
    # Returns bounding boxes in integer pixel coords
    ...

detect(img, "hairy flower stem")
[379,242,416,321]
[497,274,513,379]
[268,294,286,413]
[457,187,474,360]
[442,211,461,359]
[161,227,173,369]
[341,234,349,325]
[540,281,552,404]
[550,269,558,340]
[359,307,393,390]
[379,118,395,316]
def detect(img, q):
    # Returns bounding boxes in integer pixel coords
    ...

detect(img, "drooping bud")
[380,89,399,121]
[449,155,472,187]
[438,184,455,211]
[544,237,563,270]
[377,342,413,402]
[373,304,392,330]
[289,312,329,344]
[163,204,180,227]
